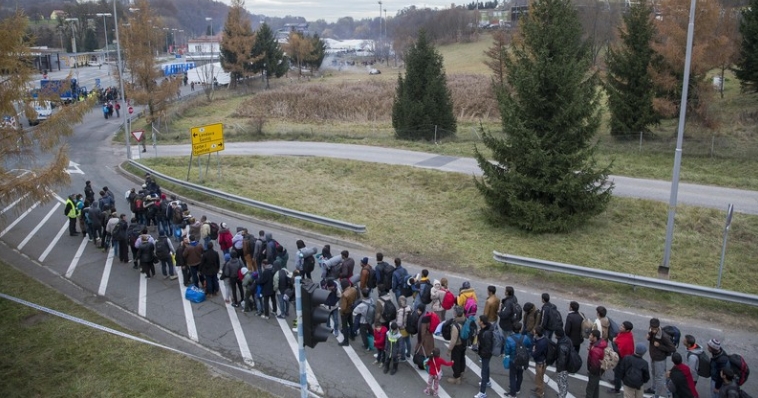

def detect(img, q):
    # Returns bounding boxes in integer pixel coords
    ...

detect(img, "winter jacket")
[183,241,203,267]
[647,328,676,361]
[476,323,495,359]
[264,232,276,265]
[373,326,388,350]
[594,316,610,341]
[555,335,573,373]
[89,204,103,229]
[446,315,467,352]
[522,304,542,335]
[710,349,731,389]
[222,258,244,280]
[719,382,741,398]
[138,242,155,264]
[686,345,706,383]
[274,268,291,294]
[231,232,244,251]
[359,265,371,290]
[258,265,275,296]
[430,285,446,312]
[374,261,393,292]
[587,338,608,376]
[340,286,358,316]
[112,220,128,241]
[615,330,635,359]
[353,298,373,325]
[426,356,453,377]
[386,329,402,359]
[532,335,549,363]
[174,244,186,267]
[618,353,650,389]
[417,316,435,358]
[391,265,409,294]
[189,221,201,240]
[484,294,499,323]
[376,294,395,324]
[564,311,584,348]
[499,296,519,334]
[105,216,119,234]
[540,302,559,331]
[456,288,478,309]
[199,248,220,276]
[200,222,211,240]
[339,257,354,280]
[668,363,698,398]
[217,228,233,252]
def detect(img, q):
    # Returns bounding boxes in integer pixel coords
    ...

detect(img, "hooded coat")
[217,227,233,252]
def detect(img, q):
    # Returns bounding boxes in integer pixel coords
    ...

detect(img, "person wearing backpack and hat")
[384,321,403,375]
[456,281,478,317]
[646,318,677,398]
[505,322,533,398]
[430,279,447,321]
[683,335,707,385]
[395,295,413,360]
[445,305,467,385]
[707,339,731,398]
[618,342,651,398]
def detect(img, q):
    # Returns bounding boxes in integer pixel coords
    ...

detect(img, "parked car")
[369,68,381,75]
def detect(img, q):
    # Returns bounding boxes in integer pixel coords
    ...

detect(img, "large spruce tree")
[474,0,612,233]
[220,0,257,89]
[605,0,659,139]
[392,30,456,141]
[250,23,288,89]
[735,0,758,92]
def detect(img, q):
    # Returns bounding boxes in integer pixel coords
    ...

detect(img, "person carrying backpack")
[646,318,676,397]
[412,270,432,311]
[374,253,394,295]
[395,295,413,360]
[505,322,533,398]
[376,291,397,328]
[358,258,375,294]
[391,257,410,301]
[540,293,562,340]
[706,339,732,398]
[618,343,651,398]
[532,326,549,398]
[499,286,521,339]
[444,305,467,385]
[717,369,742,398]
[456,281,478,318]
[352,288,374,351]
[430,279,447,321]
[555,329,573,398]
[154,232,177,280]
[339,280,358,345]
[587,330,608,398]
[474,315,495,398]
[684,335,709,386]
[667,352,697,398]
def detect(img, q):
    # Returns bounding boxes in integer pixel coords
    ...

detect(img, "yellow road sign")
[190,123,225,156]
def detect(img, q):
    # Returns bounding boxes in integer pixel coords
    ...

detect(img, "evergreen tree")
[392,30,456,141]
[474,0,612,233]
[84,28,98,52]
[605,0,659,139]
[220,0,257,89]
[250,23,287,89]
[307,34,327,70]
[735,0,758,92]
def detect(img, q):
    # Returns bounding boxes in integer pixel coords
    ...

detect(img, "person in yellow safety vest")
[64,194,79,236]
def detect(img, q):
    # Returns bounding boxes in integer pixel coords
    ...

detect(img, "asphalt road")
[1,68,757,397]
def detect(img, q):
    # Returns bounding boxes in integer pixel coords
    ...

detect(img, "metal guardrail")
[127,161,367,233]
[494,252,758,307]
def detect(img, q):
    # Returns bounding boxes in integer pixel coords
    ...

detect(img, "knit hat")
[390,321,398,331]
[454,306,464,317]
[708,338,721,350]
[240,267,249,276]
[433,279,441,286]
[635,343,647,356]
[361,257,369,265]
[224,253,231,262]
[462,281,471,289]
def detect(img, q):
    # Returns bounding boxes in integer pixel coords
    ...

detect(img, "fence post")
[639,131,643,152]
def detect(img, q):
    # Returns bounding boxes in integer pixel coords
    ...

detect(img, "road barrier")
[127,160,367,233]
[493,252,758,307]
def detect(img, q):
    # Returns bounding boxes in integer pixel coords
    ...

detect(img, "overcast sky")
[217,0,454,23]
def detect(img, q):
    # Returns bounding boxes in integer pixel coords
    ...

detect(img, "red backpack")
[441,289,456,310]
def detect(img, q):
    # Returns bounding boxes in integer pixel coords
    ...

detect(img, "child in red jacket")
[373,323,388,365]
[424,347,453,397]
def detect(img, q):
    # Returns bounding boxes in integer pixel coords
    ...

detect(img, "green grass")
[0,260,277,398]
[134,156,758,323]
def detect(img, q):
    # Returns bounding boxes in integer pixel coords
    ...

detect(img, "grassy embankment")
[121,35,758,190]
[130,156,758,326]
[0,260,277,398]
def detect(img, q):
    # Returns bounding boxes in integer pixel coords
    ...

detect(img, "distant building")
[50,10,66,20]
[275,23,312,44]
[186,34,220,61]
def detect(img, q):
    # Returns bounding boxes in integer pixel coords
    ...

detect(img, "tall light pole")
[113,1,131,160]
[163,27,170,55]
[205,17,213,36]
[95,13,112,62]
[377,1,382,39]
[660,0,698,279]
[64,18,78,54]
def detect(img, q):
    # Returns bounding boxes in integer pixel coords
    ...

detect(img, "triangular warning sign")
[131,130,144,142]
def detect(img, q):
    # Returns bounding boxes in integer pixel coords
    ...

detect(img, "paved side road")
[144,141,758,215]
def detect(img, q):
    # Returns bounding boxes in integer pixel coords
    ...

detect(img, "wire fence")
[596,134,758,159]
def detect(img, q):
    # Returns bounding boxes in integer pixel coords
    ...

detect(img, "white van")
[28,100,53,126]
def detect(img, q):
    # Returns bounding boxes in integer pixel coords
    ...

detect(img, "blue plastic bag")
[185,286,206,303]
[503,355,511,370]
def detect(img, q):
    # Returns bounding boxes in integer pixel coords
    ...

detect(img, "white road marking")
[529,365,577,398]
[64,234,89,278]
[218,283,254,366]
[465,356,508,396]
[340,343,389,398]
[98,246,115,296]
[0,200,41,238]
[0,194,29,216]
[138,271,147,317]
[275,316,324,395]
[18,202,60,249]
[176,271,198,342]
[39,221,69,262]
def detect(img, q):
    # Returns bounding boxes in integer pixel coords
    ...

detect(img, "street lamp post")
[95,13,112,63]
[377,1,383,40]
[113,1,131,160]
[163,27,170,55]
[64,18,78,55]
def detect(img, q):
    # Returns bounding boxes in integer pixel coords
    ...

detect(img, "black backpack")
[546,338,559,366]
[688,350,711,378]
[303,255,315,274]
[208,222,219,240]
[381,265,394,291]
[380,298,397,322]
[511,335,530,369]
[420,282,432,305]
[405,310,420,335]
[366,265,377,289]
[441,319,458,341]
[546,304,563,332]
[155,237,170,259]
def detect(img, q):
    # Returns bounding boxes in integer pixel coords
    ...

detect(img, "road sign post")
[717,204,734,288]
[128,106,133,115]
